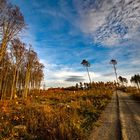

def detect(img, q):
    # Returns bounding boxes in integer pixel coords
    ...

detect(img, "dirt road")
[89,91,140,140]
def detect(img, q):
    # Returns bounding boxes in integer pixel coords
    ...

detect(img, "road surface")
[89,91,140,140]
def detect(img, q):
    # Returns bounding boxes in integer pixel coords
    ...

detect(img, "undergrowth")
[0,88,113,140]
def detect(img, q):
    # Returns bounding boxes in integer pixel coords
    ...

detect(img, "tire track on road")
[89,92,120,140]
[116,91,122,140]
[118,91,140,140]
[90,91,140,140]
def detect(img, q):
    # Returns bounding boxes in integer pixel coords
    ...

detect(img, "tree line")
[81,59,140,92]
[0,0,44,100]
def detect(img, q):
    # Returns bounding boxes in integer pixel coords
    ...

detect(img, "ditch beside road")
[89,91,140,140]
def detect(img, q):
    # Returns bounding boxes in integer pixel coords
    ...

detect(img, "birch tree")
[0,0,25,62]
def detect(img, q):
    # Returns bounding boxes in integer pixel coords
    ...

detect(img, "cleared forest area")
[0,83,114,139]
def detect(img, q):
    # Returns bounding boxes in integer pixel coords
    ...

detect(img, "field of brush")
[124,86,140,101]
[0,86,113,140]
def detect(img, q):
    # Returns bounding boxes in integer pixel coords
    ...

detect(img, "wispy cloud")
[74,0,140,46]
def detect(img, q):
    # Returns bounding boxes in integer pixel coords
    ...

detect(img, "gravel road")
[89,91,140,140]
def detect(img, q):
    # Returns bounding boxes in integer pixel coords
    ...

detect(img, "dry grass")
[125,86,140,101]
[0,87,113,140]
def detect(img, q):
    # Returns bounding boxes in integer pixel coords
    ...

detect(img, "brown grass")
[124,86,140,101]
[0,88,113,140]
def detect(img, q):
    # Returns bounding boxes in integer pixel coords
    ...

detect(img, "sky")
[10,0,140,88]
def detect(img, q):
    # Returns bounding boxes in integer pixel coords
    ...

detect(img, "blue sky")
[10,0,140,87]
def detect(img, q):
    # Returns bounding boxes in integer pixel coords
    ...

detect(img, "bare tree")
[10,38,26,99]
[0,53,11,99]
[0,0,25,62]
[110,59,118,84]
[24,47,43,98]
[81,59,91,84]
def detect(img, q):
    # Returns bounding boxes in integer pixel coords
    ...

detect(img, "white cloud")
[99,33,120,46]
[74,0,140,46]
[48,69,101,84]
[52,70,100,80]
[40,60,102,87]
